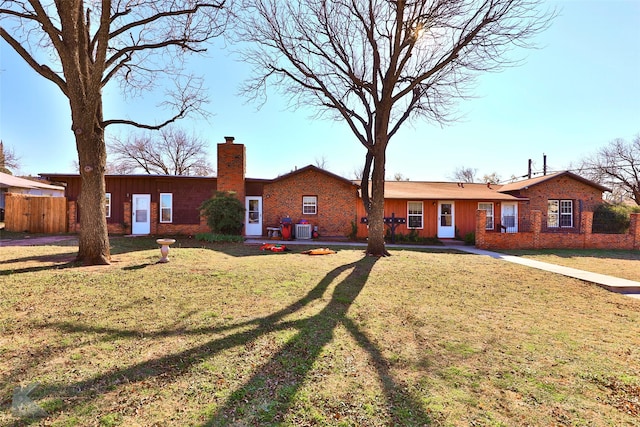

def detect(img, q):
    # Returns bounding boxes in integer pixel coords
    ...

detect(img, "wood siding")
[5,193,67,233]
[356,198,505,239]
[58,176,217,226]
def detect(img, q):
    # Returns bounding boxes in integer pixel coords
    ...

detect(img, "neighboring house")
[354,171,611,240]
[0,171,65,220]
[40,138,609,243]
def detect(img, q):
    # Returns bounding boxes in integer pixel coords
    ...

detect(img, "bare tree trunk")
[74,113,111,265]
[366,141,390,257]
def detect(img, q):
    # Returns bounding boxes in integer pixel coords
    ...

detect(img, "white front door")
[245,196,262,236]
[437,201,455,238]
[502,202,518,233]
[132,194,151,235]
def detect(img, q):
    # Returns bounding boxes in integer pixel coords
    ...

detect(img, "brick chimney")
[217,136,246,201]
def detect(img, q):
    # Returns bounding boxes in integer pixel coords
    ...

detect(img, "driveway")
[0,235,78,247]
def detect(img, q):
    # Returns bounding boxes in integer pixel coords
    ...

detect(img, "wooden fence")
[4,193,67,233]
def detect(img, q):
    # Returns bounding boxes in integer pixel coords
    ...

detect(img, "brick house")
[41,137,359,238]
[354,171,612,241]
[41,137,614,245]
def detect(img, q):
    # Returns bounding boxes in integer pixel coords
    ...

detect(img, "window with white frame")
[407,201,423,229]
[548,199,573,228]
[105,193,111,218]
[478,202,494,230]
[160,193,173,223]
[302,196,317,215]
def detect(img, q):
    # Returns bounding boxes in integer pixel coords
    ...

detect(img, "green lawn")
[1,237,639,426]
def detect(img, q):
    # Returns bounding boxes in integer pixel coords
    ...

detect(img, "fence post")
[475,209,487,248]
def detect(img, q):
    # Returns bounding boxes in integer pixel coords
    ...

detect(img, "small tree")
[200,192,245,235]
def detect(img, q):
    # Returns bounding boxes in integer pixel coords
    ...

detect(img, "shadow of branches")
[5,256,432,426]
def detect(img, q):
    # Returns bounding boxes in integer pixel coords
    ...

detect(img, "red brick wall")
[477,211,640,250]
[515,175,604,229]
[263,169,358,238]
[216,137,245,202]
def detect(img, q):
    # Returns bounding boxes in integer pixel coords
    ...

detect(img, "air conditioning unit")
[295,223,312,240]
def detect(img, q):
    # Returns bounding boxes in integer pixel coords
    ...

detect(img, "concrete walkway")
[245,238,640,299]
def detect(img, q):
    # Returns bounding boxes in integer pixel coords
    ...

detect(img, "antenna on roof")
[528,159,532,179]
[543,154,547,176]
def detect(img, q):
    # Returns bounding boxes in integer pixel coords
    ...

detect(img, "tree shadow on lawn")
[8,256,432,426]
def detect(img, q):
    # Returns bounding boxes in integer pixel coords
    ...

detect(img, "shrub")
[463,232,476,245]
[200,192,245,235]
[592,203,634,234]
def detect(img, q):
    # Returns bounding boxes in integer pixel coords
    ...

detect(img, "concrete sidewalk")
[245,238,640,299]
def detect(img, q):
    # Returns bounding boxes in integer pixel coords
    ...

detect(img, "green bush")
[463,232,475,245]
[200,192,245,235]
[592,203,635,234]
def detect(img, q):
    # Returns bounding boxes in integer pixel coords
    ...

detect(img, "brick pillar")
[68,200,78,233]
[581,211,593,249]
[475,209,487,249]
[199,211,209,233]
[630,213,640,250]
[531,210,542,249]
[123,201,131,234]
[217,136,246,202]
[151,202,158,235]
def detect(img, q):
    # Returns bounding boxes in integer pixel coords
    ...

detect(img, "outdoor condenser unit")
[295,223,312,240]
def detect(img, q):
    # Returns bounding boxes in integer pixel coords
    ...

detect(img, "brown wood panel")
[4,193,67,233]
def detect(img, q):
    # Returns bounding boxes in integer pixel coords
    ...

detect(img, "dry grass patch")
[1,237,639,426]
[502,248,640,281]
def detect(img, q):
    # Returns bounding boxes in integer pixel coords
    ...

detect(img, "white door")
[245,196,262,236]
[437,201,455,238]
[502,202,518,233]
[132,194,151,235]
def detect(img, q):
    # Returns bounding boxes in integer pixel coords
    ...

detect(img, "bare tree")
[0,140,21,174]
[482,172,501,185]
[393,172,409,181]
[314,155,329,170]
[1,1,228,264]
[579,135,640,205]
[109,127,213,176]
[237,0,553,256]
[451,166,478,183]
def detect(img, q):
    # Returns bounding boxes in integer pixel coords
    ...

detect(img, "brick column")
[531,210,542,249]
[217,136,246,202]
[151,202,158,235]
[630,213,640,250]
[475,209,487,248]
[123,201,131,234]
[68,200,78,233]
[581,211,593,248]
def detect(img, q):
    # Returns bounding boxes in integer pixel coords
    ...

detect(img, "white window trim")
[560,199,573,227]
[407,201,423,229]
[160,193,173,223]
[302,195,317,215]
[478,202,494,230]
[548,199,573,228]
[105,193,111,218]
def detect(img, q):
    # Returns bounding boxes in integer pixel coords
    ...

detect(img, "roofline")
[498,171,612,193]
[271,165,359,187]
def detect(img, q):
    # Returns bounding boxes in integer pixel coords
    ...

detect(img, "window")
[303,196,317,215]
[478,202,494,230]
[105,193,111,218]
[548,199,573,228]
[407,201,423,229]
[160,193,173,223]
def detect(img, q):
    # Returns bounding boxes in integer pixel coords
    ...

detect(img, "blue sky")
[1,0,639,182]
